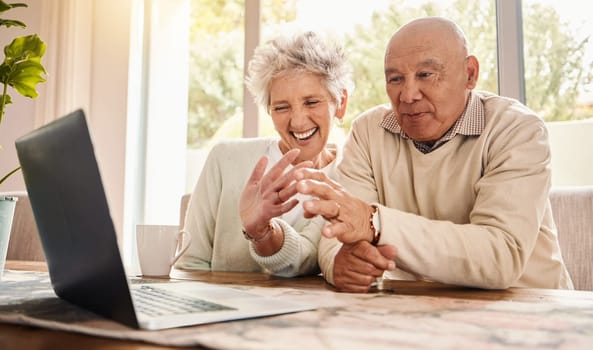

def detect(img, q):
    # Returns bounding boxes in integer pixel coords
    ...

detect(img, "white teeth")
[293,128,317,140]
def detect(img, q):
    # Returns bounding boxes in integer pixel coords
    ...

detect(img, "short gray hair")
[245,30,354,110]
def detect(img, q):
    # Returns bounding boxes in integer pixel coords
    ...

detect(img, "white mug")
[136,224,192,277]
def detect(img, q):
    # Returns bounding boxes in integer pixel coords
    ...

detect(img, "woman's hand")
[240,149,313,239]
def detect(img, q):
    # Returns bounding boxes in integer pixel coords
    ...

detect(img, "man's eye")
[418,72,433,78]
[387,76,402,83]
[305,100,320,106]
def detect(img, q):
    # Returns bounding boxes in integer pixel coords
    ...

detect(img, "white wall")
[89,0,134,244]
[0,0,133,245]
[547,119,593,186]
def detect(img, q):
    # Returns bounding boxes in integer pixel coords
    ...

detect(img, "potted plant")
[0,0,46,279]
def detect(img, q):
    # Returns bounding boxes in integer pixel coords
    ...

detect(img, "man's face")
[384,27,476,142]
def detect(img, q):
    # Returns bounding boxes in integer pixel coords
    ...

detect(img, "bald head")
[383,17,479,142]
[387,17,469,61]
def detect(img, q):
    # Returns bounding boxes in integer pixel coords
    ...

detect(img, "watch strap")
[369,205,381,245]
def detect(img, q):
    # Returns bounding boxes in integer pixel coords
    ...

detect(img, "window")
[522,0,593,186]
[522,0,593,121]
[186,0,501,191]
[187,0,593,189]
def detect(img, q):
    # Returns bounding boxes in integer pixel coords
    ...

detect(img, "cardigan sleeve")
[249,216,324,277]
[174,144,224,270]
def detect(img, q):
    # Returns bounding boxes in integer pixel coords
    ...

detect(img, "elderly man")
[295,16,573,292]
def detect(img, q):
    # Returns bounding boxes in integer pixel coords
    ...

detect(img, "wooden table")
[2,260,593,349]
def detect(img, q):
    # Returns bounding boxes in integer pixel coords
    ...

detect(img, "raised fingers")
[274,160,314,202]
[302,198,340,220]
[295,168,342,192]
[246,155,269,186]
[296,178,341,203]
[260,148,301,190]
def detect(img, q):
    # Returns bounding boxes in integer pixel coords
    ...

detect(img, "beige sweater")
[319,91,573,289]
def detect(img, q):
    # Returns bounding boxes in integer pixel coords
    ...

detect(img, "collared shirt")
[379,91,485,153]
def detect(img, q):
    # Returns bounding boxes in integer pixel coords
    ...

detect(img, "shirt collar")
[379,90,485,141]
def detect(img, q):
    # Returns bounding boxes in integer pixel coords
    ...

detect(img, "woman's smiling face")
[269,71,344,166]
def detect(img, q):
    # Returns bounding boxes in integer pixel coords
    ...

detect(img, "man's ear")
[466,55,480,89]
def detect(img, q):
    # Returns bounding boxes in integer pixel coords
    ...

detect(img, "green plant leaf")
[0,0,28,29]
[8,60,46,98]
[0,0,38,186]
[3,33,46,63]
[0,93,12,105]
[0,166,20,185]
[0,19,25,28]
[0,1,27,13]
[0,34,46,98]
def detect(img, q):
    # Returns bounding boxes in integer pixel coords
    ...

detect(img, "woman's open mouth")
[291,127,318,141]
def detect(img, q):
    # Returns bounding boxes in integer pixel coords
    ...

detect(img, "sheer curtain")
[36,0,92,127]
[36,0,190,268]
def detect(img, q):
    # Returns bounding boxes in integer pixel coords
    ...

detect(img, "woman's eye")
[305,100,320,106]
[273,105,289,112]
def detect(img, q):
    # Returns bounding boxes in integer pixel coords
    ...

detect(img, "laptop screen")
[15,109,139,328]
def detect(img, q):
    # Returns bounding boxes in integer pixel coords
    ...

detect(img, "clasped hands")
[294,168,396,293]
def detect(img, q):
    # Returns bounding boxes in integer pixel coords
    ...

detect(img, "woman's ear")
[336,89,349,119]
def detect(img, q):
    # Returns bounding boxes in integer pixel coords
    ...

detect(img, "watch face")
[372,209,381,232]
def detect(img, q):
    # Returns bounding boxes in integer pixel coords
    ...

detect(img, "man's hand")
[333,241,397,293]
[295,168,374,243]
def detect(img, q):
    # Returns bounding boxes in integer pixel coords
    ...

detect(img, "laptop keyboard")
[132,285,236,317]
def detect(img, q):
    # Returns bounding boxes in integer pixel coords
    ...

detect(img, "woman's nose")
[289,105,310,124]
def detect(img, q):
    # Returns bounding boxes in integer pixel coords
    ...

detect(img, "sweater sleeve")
[249,216,324,277]
[317,236,342,285]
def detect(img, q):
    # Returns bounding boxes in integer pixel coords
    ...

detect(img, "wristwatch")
[369,205,381,245]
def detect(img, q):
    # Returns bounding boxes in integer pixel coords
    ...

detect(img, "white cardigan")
[176,137,335,277]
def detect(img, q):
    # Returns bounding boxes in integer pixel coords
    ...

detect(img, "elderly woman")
[175,30,354,276]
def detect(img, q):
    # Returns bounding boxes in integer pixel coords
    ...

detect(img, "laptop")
[15,109,315,330]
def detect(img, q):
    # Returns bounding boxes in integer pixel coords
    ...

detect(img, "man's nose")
[399,80,422,103]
